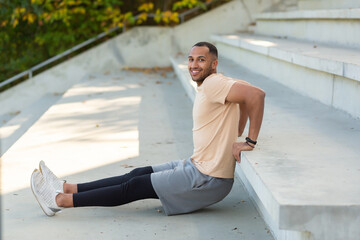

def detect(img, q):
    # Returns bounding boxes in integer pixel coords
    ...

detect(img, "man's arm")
[226,81,265,163]
[238,102,248,137]
[235,79,251,137]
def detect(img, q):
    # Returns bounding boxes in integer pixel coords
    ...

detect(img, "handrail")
[0,1,215,89]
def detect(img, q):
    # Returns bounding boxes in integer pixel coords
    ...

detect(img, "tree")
[0,0,221,85]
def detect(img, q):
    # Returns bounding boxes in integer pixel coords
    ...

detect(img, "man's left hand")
[232,142,253,163]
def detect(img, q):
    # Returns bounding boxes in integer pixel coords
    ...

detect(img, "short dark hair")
[193,42,218,59]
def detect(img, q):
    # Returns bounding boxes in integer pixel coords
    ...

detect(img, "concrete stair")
[298,0,360,10]
[170,2,360,240]
[171,54,360,240]
[254,8,360,49]
[212,33,360,119]
[214,8,360,120]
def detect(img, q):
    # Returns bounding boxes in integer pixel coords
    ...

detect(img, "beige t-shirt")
[191,73,239,179]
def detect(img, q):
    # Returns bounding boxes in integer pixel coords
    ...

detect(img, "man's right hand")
[232,142,253,163]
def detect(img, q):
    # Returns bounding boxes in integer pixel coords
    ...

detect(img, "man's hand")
[232,142,253,163]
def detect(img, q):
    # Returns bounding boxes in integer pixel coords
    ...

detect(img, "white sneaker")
[39,160,65,193]
[30,169,62,217]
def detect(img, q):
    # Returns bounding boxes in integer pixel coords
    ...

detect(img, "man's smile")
[190,69,201,76]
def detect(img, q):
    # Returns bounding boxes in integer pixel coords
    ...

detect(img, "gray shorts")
[151,158,234,216]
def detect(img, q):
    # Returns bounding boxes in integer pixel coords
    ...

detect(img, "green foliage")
[0,0,226,85]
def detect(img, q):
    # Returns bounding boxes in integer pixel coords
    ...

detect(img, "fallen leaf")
[10,111,21,116]
[121,164,135,168]
[156,81,162,84]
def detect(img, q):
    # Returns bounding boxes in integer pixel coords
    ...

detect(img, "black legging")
[73,166,159,207]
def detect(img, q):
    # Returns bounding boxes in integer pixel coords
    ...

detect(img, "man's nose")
[190,60,198,68]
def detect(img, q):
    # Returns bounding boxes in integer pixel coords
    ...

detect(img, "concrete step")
[262,0,298,12]
[254,8,360,49]
[211,33,360,119]
[170,55,360,240]
[298,0,360,10]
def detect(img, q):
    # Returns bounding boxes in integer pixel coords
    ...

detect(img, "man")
[31,42,265,217]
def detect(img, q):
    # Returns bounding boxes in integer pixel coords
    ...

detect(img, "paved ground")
[1,70,273,240]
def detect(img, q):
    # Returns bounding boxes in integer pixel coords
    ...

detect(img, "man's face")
[188,46,218,86]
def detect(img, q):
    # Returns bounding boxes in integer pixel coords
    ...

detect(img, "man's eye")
[199,59,205,62]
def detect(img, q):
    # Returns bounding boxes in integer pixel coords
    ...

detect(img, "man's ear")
[212,59,218,70]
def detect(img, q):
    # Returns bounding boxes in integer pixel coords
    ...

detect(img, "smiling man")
[30,42,265,217]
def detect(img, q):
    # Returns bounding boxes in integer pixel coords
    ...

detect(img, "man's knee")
[129,166,153,177]
[128,174,158,200]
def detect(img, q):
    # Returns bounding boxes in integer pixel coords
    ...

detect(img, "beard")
[191,63,214,83]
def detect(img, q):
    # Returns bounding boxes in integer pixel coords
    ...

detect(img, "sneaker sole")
[30,169,56,217]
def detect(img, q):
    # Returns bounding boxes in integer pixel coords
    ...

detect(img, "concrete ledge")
[298,0,360,10]
[254,9,360,49]
[211,33,360,119]
[256,8,360,19]
[211,34,360,82]
[171,55,360,240]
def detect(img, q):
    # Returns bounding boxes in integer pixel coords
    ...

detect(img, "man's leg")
[63,160,183,194]
[57,174,158,208]
[63,166,154,194]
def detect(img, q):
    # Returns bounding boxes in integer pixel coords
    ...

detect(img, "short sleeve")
[202,74,237,104]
